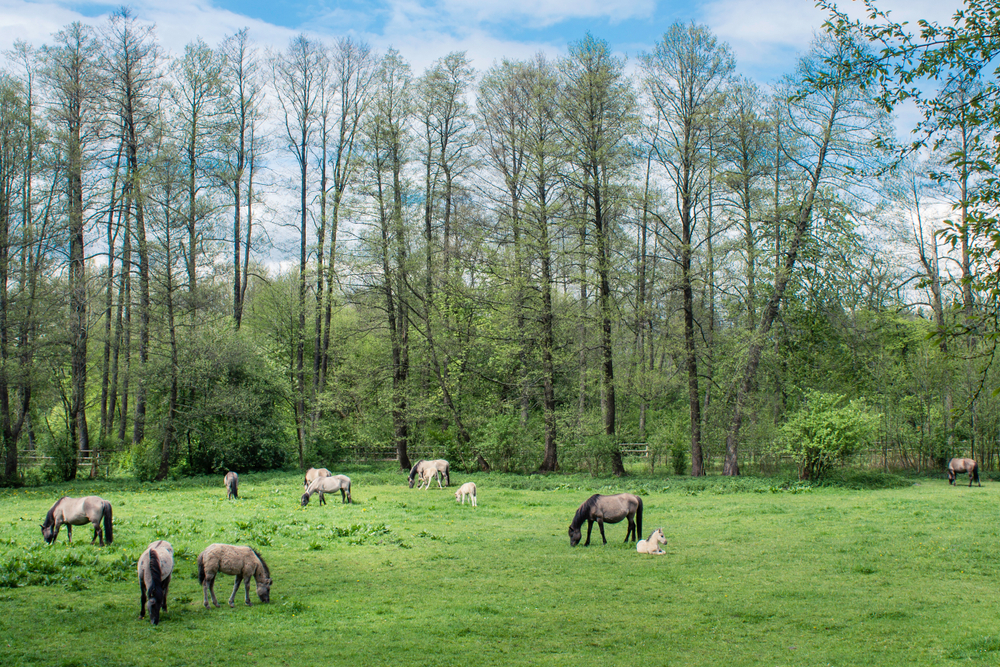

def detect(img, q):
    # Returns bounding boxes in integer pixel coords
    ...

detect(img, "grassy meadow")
[0,467,999,666]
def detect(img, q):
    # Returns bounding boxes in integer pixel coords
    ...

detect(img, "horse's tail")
[444,464,450,487]
[974,462,981,484]
[197,553,206,585]
[636,496,643,541]
[232,476,239,499]
[148,549,163,600]
[103,501,113,545]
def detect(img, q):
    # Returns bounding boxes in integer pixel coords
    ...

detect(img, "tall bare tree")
[642,22,734,476]
[723,35,889,474]
[560,35,637,475]
[220,28,264,328]
[103,7,161,448]
[170,37,222,307]
[43,22,104,475]
[272,34,323,467]
[366,49,413,470]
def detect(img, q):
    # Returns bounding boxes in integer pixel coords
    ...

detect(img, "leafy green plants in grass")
[0,468,996,666]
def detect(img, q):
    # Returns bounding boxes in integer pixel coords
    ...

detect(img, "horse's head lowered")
[257,577,272,603]
[568,525,582,547]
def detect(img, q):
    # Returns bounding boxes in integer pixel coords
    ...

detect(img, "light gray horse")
[568,493,643,547]
[303,467,332,489]
[408,459,450,489]
[40,496,113,546]
[137,540,174,625]
[225,471,239,499]
[197,543,272,608]
[301,474,352,505]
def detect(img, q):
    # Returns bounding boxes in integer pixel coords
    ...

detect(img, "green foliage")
[780,390,881,480]
[153,327,292,475]
[477,412,536,473]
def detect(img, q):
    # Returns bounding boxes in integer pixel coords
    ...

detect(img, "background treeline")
[0,6,994,484]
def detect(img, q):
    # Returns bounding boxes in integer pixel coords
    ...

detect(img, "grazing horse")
[225,471,239,499]
[408,459,450,489]
[197,543,272,608]
[636,528,667,555]
[455,482,477,506]
[301,474,352,506]
[948,458,981,487]
[303,467,332,489]
[568,493,643,547]
[137,540,174,625]
[40,496,113,546]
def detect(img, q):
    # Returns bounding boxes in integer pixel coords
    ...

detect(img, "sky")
[0,0,968,85]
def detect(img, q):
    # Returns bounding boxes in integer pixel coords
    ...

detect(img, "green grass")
[0,468,997,666]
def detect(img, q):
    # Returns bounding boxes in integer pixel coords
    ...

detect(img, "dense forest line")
[0,3,997,484]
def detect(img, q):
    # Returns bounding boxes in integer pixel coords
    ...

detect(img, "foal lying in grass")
[636,528,667,555]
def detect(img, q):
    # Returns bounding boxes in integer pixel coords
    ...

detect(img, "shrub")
[780,390,881,481]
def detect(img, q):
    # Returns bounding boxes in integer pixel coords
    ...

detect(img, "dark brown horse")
[568,493,643,546]
[948,458,981,487]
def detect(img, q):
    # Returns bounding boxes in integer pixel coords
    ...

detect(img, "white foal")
[455,482,477,506]
[636,527,667,554]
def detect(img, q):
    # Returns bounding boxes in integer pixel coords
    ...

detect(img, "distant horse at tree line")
[40,496,113,546]
[948,458,981,487]
[225,471,238,499]
[408,459,450,489]
[568,493,643,547]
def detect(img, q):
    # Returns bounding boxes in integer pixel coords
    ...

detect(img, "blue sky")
[0,0,965,85]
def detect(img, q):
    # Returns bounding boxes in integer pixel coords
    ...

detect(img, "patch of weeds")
[415,529,442,541]
[64,576,89,591]
[308,539,324,551]
[97,552,135,582]
[281,600,309,614]
[330,522,392,545]
[174,594,193,605]
[235,516,278,547]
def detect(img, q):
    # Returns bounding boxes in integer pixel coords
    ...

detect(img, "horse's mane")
[570,494,601,529]
[408,460,424,480]
[252,548,270,579]
[42,497,66,529]
[148,549,163,600]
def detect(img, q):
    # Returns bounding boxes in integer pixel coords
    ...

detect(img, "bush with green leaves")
[145,326,292,476]
[780,390,881,481]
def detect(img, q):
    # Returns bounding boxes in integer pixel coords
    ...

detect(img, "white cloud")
[435,0,656,26]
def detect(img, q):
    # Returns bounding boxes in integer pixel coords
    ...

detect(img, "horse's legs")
[597,520,607,545]
[625,516,635,542]
[436,472,443,489]
[243,576,252,606]
[65,523,71,542]
[228,575,243,607]
[584,520,594,546]
[92,521,102,546]
[205,574,220,608]
[318,491,326,506]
